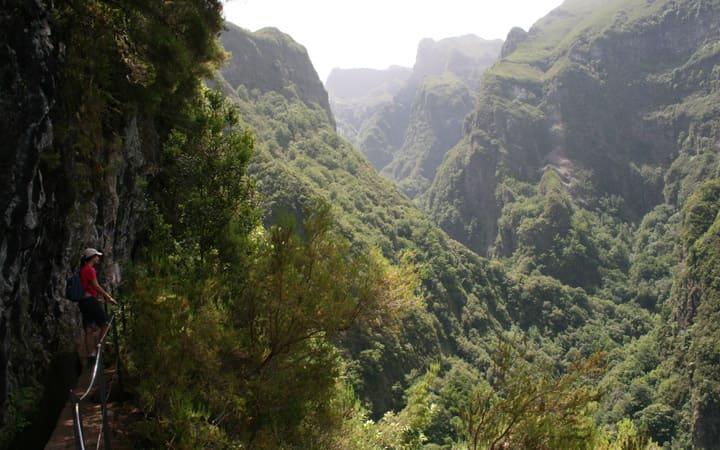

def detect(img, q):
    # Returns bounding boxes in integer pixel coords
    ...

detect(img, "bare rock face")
[1,3,64,445]
[219,22,334,128]
[426,0,720,256]
[0,2,154,446]
[501,27,528,58]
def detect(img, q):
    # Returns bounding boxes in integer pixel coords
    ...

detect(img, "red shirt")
[80,264,98,298]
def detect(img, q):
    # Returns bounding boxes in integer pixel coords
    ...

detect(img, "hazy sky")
[222,0,564,83]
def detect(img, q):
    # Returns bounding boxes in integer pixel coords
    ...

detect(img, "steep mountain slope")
[426,0,720,256]
[216,25,658,445]
[325,66,412,149]
[420,0,720,445]
[328,36,503,199]
[669,181,720,447]
[218,24,508,414]
[220,22,334,128]
[8,3,701,448]
[0,2,227,447]
[0,5,79,447]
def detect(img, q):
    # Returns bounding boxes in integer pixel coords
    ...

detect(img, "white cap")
[83,248,103,259]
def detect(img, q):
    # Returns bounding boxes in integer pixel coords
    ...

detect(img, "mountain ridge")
[327,34,503,199]
[220,21,335,128]
[426,0,720,254]
[213,22,664,446]
[4,1,720,447]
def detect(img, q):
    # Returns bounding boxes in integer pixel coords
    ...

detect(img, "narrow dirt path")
[45,353,134,449]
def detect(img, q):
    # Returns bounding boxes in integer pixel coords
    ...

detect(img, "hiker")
[79,247,117,365]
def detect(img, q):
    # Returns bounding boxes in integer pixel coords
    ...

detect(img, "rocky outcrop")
[426,0,720,256]
[219,22,334,127]
[501,27,528,58]
[381,74,476,198]
[0,2,155,446]
[1,3,67,446]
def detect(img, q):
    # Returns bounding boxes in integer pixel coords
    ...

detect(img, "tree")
[127,199,423,448]
[158,87,257,262]
[461,334,604,450]
[221,200,422,445]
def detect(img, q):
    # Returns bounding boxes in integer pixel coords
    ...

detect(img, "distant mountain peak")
[414,35,503,80]
[219,22,334,126]
[327,35,503,199]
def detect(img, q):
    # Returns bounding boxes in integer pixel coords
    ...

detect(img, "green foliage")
[126,202,423,447]
[460,333,605,450]
[636,403,676,445]
[516,275,594,334]
[125,91,425,447]
[679,179,720,447]
[367,364,440,450]
[154,88,257,259]
[495,170,610,289]
[126,270,242,447]
[53,0,226,193]
[0,384,42,448]
[421,358,483,446]
[124,83,258,447]
[595,418,661,450]
[221,202,422,443]
[679,179,720,248]
[221,73,518,418]
[310,366,445,450]
[105,2,720,446]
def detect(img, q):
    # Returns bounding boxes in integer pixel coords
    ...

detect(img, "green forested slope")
[213,24,664,448]
[122,2,718,446]
[419,0,720,447]
[427,0,720,256]
[218,25,505,414]
[19,1,718,447]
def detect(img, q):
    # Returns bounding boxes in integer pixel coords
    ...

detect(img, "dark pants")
[78,297,108,329]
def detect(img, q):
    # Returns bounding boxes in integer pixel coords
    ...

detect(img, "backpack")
[65,272,84,302]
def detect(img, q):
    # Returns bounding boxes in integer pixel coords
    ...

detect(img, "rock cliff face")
[500,27,528,59]
[0,2,155,446]
[421,0,720,444]
[671,180,720,448]
[426,0,720,256]
[219,22,334,128]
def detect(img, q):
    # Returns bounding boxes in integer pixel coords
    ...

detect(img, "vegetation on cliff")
[420,0,720,447]
[7,0,719,448]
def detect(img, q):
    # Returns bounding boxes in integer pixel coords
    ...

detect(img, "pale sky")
[222,0,564,83]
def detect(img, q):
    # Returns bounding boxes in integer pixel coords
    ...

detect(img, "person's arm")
[91,278,118,304]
